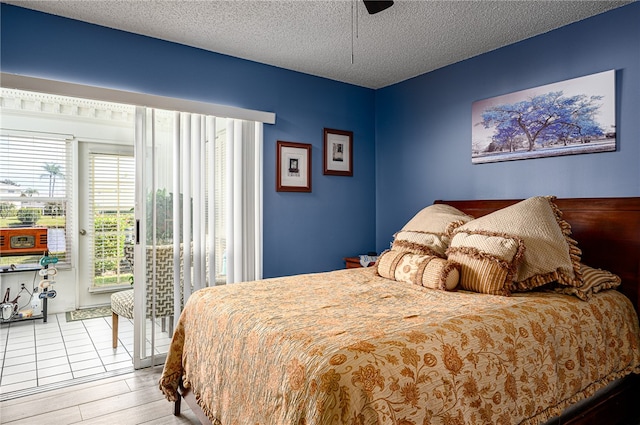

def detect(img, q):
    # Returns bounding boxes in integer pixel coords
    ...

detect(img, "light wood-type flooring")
[0,366,199,424]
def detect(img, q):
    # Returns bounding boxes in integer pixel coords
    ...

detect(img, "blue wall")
[2,3,639,275]
[375,2,640,252]
[0,4,377,278]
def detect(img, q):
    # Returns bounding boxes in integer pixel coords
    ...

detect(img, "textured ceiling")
[5,0,633,89]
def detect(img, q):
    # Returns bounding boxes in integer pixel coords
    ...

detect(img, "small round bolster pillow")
[376,249,460,291]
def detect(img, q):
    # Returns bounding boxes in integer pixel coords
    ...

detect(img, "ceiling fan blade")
[363,1,394,15]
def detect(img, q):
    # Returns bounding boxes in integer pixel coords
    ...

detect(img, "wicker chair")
[111,244,184,348]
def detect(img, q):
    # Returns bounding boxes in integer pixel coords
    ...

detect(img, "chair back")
[123,244,185,317]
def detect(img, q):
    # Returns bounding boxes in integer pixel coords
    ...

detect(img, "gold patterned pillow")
[392,204,474,258]
[551,264,621,301]
[446,231,525,296]
[453,196,582,291]
[376,249,461,291]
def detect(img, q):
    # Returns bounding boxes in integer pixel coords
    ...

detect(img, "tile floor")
[0,312,173,399]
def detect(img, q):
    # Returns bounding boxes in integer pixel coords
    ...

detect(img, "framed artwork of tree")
[471,70,616,164]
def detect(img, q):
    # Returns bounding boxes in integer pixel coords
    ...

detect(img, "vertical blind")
[226,119,262,284]
[135,107,262,332]
[136,108,263,327]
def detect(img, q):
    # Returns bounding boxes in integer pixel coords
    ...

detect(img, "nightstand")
[344,256,376,269]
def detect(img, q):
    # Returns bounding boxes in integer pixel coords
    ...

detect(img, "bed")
[160,196,640,425]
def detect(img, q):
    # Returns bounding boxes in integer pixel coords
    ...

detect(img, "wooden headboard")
[434,197,640,315]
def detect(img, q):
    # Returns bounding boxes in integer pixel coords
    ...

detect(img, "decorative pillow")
[453,196,582,291]
[446,231,525,296]
[376,249,460,291]
[551,264,621,301]
[392,204,474,258]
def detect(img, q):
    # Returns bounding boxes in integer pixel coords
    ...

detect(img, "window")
[0,132,73,267]
[89,153,135,288]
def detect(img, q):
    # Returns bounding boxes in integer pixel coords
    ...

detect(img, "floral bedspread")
[159,268,640,425]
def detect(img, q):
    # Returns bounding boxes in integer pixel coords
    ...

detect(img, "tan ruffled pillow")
[376,249,460,291]
[453,196,582,291]
[392,204,474,258]
[446,231,525,296]
[551,264,621,301]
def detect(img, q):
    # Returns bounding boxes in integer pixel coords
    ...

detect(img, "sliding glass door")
[132,108,240,368]
[1,75,269,372]
[133,107,173,368]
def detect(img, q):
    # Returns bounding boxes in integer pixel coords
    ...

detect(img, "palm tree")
[20,188,39,197]
[41,163,64,197]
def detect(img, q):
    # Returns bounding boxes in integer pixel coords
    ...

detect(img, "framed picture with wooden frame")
[276,141,312,192]
[323,128,353,176]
